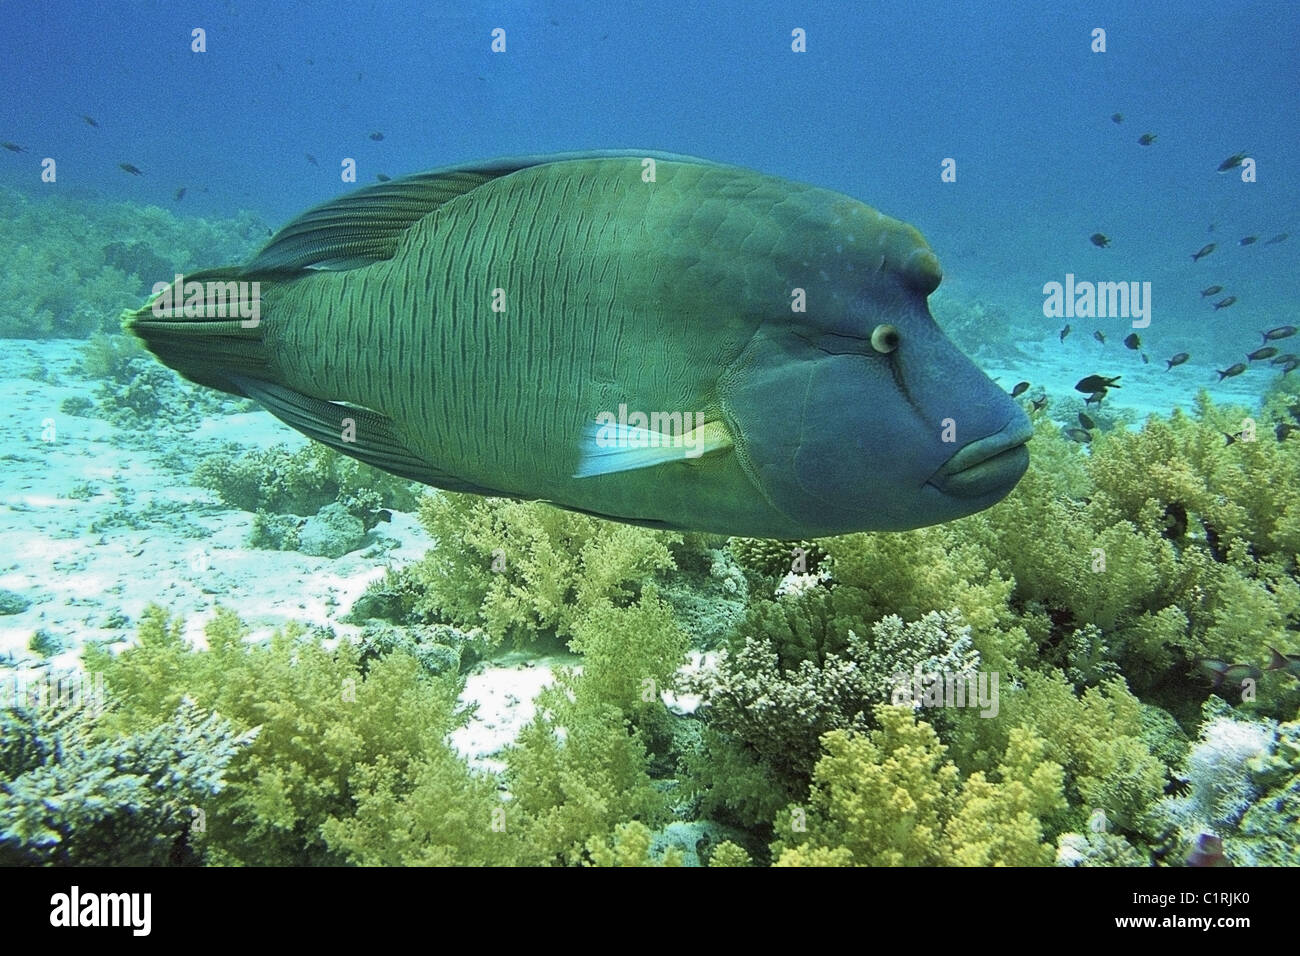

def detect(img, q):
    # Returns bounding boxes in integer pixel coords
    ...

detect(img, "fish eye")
[871,324,900,354]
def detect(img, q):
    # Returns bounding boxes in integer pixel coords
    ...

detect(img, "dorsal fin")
[242,168,507,272]
[242,149,720,274]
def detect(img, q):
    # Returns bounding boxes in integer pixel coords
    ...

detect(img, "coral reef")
[685,606,980,796]
[1148,701,1300,865]
[770,707,1065,866]
[0,698,254,865]
[4,384,1298,867]
[727,537,827,582]
[0,589,32,615]
[81,605,480,866]
[193,442,417,521]
[403,491,683,646]
[0,186,264,338]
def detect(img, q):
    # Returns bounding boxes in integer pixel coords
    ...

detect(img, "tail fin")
[121,269,281,398]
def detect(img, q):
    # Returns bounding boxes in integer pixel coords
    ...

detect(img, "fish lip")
[926,419,1033,498]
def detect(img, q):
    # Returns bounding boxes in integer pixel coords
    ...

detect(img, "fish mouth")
[927,420,1033,499]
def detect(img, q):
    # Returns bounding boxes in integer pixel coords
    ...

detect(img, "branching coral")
[194,441,417,521]
[585,821,685,867]
[83,605,472,866]
[409,492,681,645]
[0,698,254,865]
[1146,704,1300,866]
[944,672,1166,835]
[770,707,1064,866]
[727,537,827,581]
[684,606,983,831]
[1155,707,1277,834]
[950,399,1300,713]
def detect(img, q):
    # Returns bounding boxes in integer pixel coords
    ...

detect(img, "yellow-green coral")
[946,673,1166,833]
[567,588,688,715]
[412,492,680,645]
[771,706,1064,866]
[952,398,1300,711]
[85,605,470,866]
[1089,397,1300,557]
[194,441,417,520]
[707,840,753,867]
[585,821,685,867]
[820,526,1033,675]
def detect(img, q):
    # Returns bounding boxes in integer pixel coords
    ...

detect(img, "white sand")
[0,338,559,768]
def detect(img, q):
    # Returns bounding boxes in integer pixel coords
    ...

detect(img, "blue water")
[4,0,1297,382]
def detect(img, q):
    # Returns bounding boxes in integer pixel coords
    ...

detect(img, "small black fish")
[1030,396,1048,412]
[369,131,384,141]
[1059,324,1071,343]
[1263,232,1289,245]
[305,153,318,166]
[1192,243,1216,261]
[1166,352,1190,370]
[1239,236,1258,246]
[375,173,391,182]
[1277,422,1296,442]
[1123,333,1141,350]
[1216,363,1247,380]
[1261,326,1297,342]
[1247,347,1278,362]
[81,114,98,128]
[1093,330,1106,345]
[1,141,27,153]
[1111,113,1123,123]
[1010,381,1030,398]
[1213,296,1237,310]
[1138,133,1157,145]
[1200,285,1223,297]
[1090,233,1110,248]
[1078,412,1095,430]
[1223,431,1239,446]
[1217,152,1248,172]
[1266,646,1300,680]
[1141,352,1150,364]
[1199,658,1261,688]
[1076,375,1121,393]
[118,162,143,175]
[174,187,186,202]
[1064,427,1092,444]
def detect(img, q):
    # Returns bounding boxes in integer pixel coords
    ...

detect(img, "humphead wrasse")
[124,150,1030,538]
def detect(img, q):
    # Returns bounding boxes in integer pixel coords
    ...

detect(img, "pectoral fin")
[573,419,732,478]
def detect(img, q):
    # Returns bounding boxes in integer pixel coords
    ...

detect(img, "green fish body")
[125,151,1030,538]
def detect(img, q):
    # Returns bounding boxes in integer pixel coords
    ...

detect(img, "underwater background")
[1,0,1298,867]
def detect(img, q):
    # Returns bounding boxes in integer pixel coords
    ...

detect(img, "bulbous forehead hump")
[800,193,943,296]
